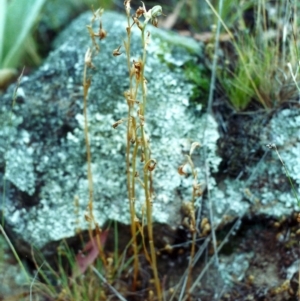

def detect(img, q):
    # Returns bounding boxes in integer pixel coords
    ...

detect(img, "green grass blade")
[0,224,30,283]
[2,0,46,68]
[0,0,6,64]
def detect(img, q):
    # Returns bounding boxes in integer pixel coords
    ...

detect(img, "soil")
[2,213,300,300]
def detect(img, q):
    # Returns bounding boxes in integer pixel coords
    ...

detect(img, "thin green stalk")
[272,144,300,205]
[0,224,30,282]
[30,262,45,301]
[31,248,58,294]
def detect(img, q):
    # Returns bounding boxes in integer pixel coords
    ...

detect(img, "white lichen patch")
[211,179,249,226]
[219,252,254,285]
[5,147,36,196]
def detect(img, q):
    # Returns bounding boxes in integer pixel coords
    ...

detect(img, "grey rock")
[257,108,300,214]
[216,106,300,222]
[0,11,221,249]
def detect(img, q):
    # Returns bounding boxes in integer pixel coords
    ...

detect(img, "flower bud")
[112,45,122,56]
[150,5,163,19]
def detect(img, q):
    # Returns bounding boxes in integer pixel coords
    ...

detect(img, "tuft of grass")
[205,0,300,111]
[219,34,298,110]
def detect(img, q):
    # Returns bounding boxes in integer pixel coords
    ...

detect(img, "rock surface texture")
[0,11,220,249]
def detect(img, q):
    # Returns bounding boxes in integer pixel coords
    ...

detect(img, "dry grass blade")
[91,266,128,301]
[186,218,242,299]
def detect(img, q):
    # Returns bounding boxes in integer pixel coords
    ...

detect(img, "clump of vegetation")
[219,35,285,110]
[184,61,210,106]
[205,0,300,111]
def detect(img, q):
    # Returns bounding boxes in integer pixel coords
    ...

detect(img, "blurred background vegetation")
[2,0,293,68]
[0,0,229,70]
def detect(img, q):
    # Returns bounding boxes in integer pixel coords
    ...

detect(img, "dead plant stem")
[185,231,196,300]
[124,11,139,289]
[83,64,94,243]
[186,218,242,299]
[83,65,93,224]
[140,26,162,301]
[185,152,199,299]
[83,63,106,266]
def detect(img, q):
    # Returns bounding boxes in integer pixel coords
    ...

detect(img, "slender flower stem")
[140,24,162,301]
[124,9,139,289]
[82,64,94,226]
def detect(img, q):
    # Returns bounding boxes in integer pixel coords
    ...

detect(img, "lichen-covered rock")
[217,106,300,222]
[0,11,221,249]
[257,108,300,215]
